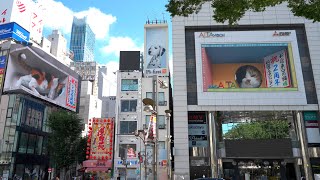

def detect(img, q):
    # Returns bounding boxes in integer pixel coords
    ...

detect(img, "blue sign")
[0,56,6,69]
[0,22,30,43]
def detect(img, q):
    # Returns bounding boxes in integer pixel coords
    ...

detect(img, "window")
[121,100,137,112]
[121,79,138,91]
[146,92,166,106]
[35,136,43,155]
[158,141,165,149]
[158,116,166,129]
[146,115,165,129]
[18,132,28,153]
[27,134,36,154]
[120,121,137,134]
[119,144,136,159]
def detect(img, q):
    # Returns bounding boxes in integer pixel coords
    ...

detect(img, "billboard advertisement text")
[0,0,45,43]
[89,118,114,160]
[144,24,169,76]
[0,22,30,43]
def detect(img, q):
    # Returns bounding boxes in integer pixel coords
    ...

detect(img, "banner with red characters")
[86,118,114,160]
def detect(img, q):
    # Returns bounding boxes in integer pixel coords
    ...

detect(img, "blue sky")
[42,0,171,73]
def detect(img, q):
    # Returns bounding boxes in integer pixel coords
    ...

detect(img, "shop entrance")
[223,161,296,180]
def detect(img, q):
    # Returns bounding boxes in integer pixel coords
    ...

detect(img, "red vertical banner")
[87,118,114,160]
[146,115,157,140]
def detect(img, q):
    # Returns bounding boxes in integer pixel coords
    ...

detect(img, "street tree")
[166,0,320,25]
[47,110,84,177]
[224,120,289,139]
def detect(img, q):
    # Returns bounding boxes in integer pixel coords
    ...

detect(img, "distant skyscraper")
[70,17,95,62]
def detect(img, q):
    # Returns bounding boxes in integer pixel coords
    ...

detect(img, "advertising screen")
[89,118,114,160]
[201,43,297,92]
[144,24,169,76]
[4,46,79,111]
[0,0,44,43]
[195,30,307,106]
[0,22,30,43]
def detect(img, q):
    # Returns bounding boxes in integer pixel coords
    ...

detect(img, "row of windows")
[18,132,48,156]
[119,115,167,134]
[118,142,166,159]
[120,95,166,113]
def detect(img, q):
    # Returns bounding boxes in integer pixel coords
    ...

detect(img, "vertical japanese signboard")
[264,49,291,88]
[66,76,78,110]
[146,114,156,140]
[87,118,114,160]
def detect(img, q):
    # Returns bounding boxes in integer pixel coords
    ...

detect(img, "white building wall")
[47,30,72,66]
[172,2,320,178]
[114,71,143,177]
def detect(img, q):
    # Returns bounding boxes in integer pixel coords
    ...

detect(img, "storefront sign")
[0,22,30,43]
[188,112,209,147]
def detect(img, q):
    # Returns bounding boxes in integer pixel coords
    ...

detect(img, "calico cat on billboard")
[3,45,79,112]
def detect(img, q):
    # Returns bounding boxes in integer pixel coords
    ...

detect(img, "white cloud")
[100,36,143,57]
[74,8,116,39]
[42,0,116,39]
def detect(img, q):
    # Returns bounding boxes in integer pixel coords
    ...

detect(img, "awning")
[83,160,112,168]
[85,167,110,172]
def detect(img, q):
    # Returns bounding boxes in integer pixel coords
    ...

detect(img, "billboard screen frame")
[3,45,79,112]
[144,24,169,77]
[194,30,307,106]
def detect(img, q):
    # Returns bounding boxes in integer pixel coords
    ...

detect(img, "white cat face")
[241,71,261,88]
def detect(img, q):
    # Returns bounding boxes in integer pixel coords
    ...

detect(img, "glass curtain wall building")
[70,17,95,62]
[0,94,57,180]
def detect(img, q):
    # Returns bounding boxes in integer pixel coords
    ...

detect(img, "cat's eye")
[251,75,256,77]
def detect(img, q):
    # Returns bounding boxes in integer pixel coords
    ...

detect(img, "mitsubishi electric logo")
[273,31,291,36]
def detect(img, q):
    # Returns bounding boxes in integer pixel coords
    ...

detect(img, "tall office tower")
[70,17,95,62]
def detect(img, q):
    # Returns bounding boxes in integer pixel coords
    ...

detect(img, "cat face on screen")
[235,65,262,88]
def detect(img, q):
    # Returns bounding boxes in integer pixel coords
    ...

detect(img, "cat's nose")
[247,79,251,82]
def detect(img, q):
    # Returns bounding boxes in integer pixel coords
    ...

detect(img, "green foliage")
[48,110,84,169]
[224,120,289,140]
[166,0,320,25]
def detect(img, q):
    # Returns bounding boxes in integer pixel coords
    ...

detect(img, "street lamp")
[142,75,168,180]
[135,129,148,180]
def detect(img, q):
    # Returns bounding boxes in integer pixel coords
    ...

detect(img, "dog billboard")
[144,24,169,76]
[3,45,79,112]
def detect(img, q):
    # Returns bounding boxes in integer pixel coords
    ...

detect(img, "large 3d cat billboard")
[3,47,78,111]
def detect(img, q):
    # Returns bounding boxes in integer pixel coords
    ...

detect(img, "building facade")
[69,17,95,62]
[172,2,320,180]
[113,47,171,179]
[47,30,73,66]
[70,61,99,97]
[0,42,80,179]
